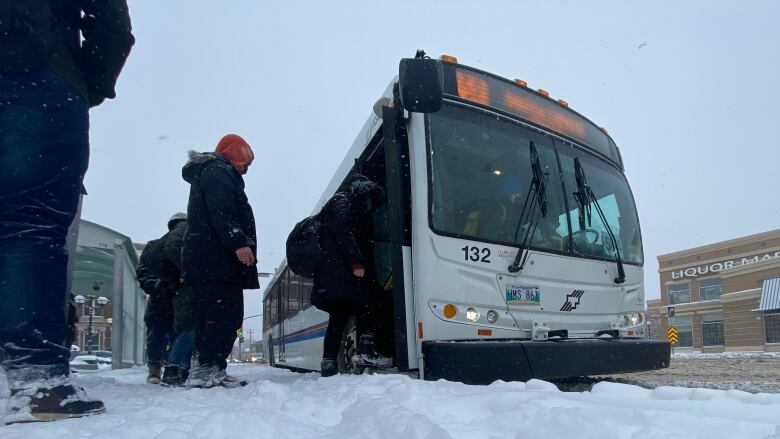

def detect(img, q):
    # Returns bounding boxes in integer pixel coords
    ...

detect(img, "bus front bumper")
[422,338,670,385]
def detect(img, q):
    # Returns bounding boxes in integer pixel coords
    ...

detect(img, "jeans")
[191,281,243,370]
[146,322,173,367]
[167,329,195,369]
[0,69,89,384]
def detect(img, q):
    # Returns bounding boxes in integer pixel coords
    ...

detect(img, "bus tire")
[337,316,364,375]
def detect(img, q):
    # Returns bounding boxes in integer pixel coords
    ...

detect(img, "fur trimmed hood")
[182,151,221,184]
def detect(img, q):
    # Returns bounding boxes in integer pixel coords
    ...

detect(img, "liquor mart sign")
[671,251,780,280]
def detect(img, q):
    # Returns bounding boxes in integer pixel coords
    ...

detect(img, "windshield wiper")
[508,141,548,273]
[573,158,626,284]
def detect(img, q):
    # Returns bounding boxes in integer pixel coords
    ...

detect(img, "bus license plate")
[505,284,540,306]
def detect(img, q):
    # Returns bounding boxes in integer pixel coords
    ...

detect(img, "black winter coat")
[15,1,135,106]
[181,152,259,289]
[137,220,186,324]
[311,175,385,312]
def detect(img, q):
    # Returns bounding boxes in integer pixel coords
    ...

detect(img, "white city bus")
[263,53,669,384]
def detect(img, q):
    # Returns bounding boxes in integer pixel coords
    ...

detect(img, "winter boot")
[214,368,248,388]
[147,364,162,384]
[352,333,393,368]
[5,379,105,424]
[185,364,218,388]
[320,358,338,377]
[161,366,184,387]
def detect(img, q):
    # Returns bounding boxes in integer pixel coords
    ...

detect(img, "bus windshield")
[428,104,643,265]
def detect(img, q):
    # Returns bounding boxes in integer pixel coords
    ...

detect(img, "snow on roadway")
[2,364,779,439]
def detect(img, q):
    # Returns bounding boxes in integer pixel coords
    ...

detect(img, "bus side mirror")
[398,58,443,113]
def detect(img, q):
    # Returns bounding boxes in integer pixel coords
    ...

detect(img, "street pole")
[87,297,94,355]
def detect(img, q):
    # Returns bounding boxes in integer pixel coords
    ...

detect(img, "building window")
[670,315,693,347]
[765,312,780,344]
[81,303,103,317]
[667,283,691,305]
[701,312,724,346]
[699,278,722,301]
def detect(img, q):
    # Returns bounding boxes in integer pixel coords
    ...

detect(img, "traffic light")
[238,327,245,344]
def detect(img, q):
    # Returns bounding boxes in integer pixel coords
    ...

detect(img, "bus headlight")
[486,310,499,324]
[466,308,480,322]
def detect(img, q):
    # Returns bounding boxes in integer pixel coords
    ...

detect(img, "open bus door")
[381,104,413,371]
[382,53,443,372]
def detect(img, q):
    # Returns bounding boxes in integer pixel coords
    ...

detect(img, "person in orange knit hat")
[215,134,254,175]
[180,134,259,388]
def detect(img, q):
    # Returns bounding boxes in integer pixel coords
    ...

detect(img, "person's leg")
[353,297,394,367]
[0,69,101,423]
[320,307,349,377]
[322,309,349,361]
[162,329,195,386]
[145,322,168,367]
[188,282,242,387]
[167,329,195,368]
[145,321,170,383]
[364,294,396,358]
[173,285,199,372]
[197,282,242,369]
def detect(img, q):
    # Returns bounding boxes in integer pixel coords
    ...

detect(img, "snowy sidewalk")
[2,364,779,439]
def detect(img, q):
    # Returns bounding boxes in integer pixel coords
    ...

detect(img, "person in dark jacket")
[137,213,188,384]
[312,173,392,377]
[0,0,133,423]
[181,134,259,388]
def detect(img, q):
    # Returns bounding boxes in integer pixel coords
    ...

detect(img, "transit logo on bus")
[505,284,540,306]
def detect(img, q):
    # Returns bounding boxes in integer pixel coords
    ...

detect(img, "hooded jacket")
[311,173,386,311]
[181,152,259,289]
[137,220,187,324]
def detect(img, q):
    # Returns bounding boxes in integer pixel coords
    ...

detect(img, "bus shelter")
[70,219,146,368]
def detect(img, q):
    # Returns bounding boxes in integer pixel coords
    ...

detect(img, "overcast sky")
[81,1,780,333]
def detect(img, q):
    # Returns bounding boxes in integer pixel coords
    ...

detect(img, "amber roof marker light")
[440,54,458,63]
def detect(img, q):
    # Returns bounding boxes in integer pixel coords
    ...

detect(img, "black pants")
[321,296,394,361]
[145,321,173,367]
[191,281,243,370]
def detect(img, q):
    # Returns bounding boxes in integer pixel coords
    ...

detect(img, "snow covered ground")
[672,351,780,359]
[2,364,779,439]
[601,353,780,394]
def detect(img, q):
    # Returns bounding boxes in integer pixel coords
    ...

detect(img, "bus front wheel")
[337,316,364,375]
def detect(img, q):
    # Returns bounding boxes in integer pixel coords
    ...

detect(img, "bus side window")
[269,284,278,329]
[287,271,301,318]
[262,297,270,331]
[280,268,290,320]
[301,277,312,309]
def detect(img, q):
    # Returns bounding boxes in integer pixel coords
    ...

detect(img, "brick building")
[648,229,780,352]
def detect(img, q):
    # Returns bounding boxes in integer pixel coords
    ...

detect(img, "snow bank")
[1,365,778,439]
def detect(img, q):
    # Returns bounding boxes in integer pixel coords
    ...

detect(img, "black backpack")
[286,214,324,278]
[0,0,57,73]
[136,238,168,296]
